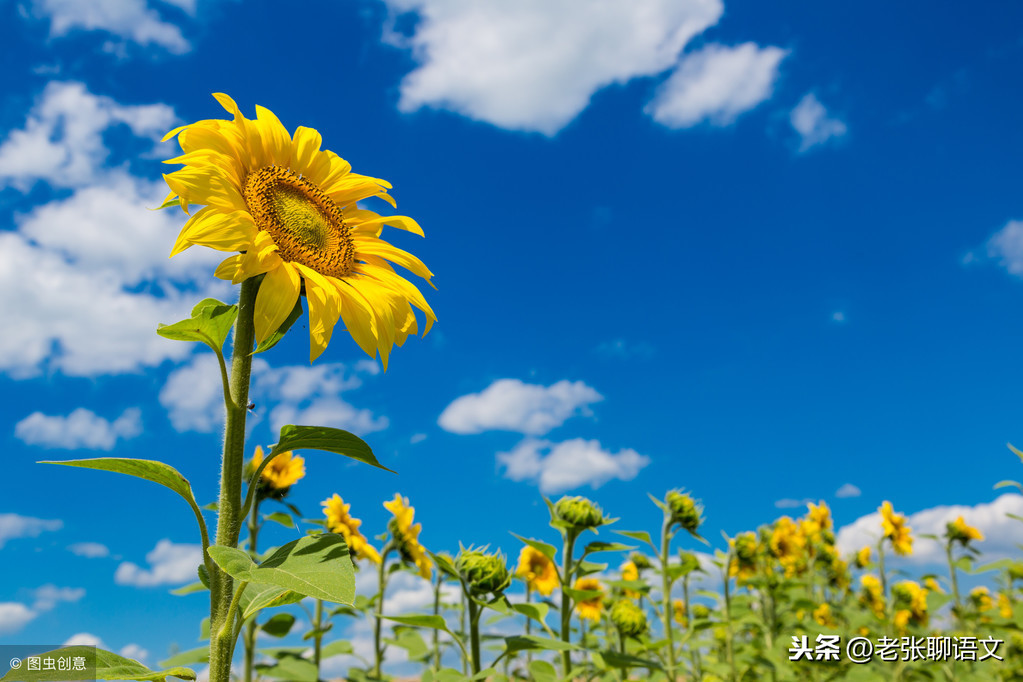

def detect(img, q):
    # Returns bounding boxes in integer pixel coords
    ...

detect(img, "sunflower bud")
[666,490,702,533]
[692,603,711,619]
[630,552,652,571]
[610,599,647,638]
[457,549,511,596]
[554,496,604,532]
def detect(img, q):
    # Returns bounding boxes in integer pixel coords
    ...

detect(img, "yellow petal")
[292,263,342,362]
[255,105,292,166]
[172,208,257,256]
[254,263,301,344]
[350,212,425,238]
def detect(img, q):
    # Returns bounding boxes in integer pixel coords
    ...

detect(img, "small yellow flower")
[251,446,305,490]
[620,560,641,599]
[859,574,885,619]
[384,493,431,579]
[801,501,832,543]
[893,609,911,631]
[573,577,605,623]
[854,546,872,569]
[770,517,806,577]
[813,603,836,628]
[515,546,559,597]
[998,592,1013,619]
[946,516,984,546]
[970,586,993,612]
[672,598,688,627]
[924,577,944,594]
[729,532,758,583]
[879,501,913,556]
[322,494,381,564]
[892,580,928,626]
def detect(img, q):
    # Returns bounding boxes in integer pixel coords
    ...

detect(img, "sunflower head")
[945,516,984,546]
[610,599,647,638]
[457,548,511,596]
[854,546,872,569]
[629,552,652,571]
[859,574,886,619]
[572,577,605,623]
[384,493,431,579]
[813,603,837,628]
[553,496,606,533]
[769,516,806,577]
[665,490,702,534]
[163,94,436,368]
[729,532,759,584]
[879,501,913,556]
[248,446,305,498]
[672,598,688,627]
[321,493,381,565]
[515,546,559,596]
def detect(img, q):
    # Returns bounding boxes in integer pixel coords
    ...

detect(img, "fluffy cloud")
[0,513,63,549]
[119,643,149,662]
[114,539,203,587]
[983,220,1023,277]
[646,43,788,128]
[27,0,190,53]
[497,437,650,492]
[836,494,1023,565]
[383,0,724,134]
[68,542,111,558]
[0,603,37,636]
[835,483,861,498]
[0,82,228,378]
[160,357,388,435]
[64,633,105,647]
[33,584,85,611]
[15,407,142,450]
[438,379,603,435]
[790,93,847,151]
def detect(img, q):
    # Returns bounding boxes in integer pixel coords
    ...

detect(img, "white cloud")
[64,632,105,647]
[836,494,1023,565]
[0,603,37,635]
[119,643,149,662]
[114,539,203,587]
[29,0,190,53]
[160,357,389,436]
[0,81,175,190]
[439,379,603,435]
[774,498,813,509]
[790,93,847,152]
[0,513,62,549]
[835,483,861,498]
[15,407,142,450]
[33,584,85,611]
[410,433,427,444]
[984,220,1023,277]
[383,0,724,135]
[68,542,110,558]
[497,437,650,493]
[646,42,788,128]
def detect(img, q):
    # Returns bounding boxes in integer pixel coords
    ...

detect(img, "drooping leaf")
[613,530,657,552]
[501,635,580,654]
[511,601,549,625]
[582,541,634,556]
[510,534,557,562]
[261,613,296,638]
[263,512,295,529]
[272,425,393,473]
[157,298,238,354]
[319,640,354,658]
[208,534,355,605]
[158,647,209,668]
[0,646,196,681]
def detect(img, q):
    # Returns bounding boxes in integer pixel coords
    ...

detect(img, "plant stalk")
[560,530,578,678]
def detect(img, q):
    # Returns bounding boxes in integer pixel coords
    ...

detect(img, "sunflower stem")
[660,517,677,681]
[373,543,394,680]
[242,497,261,682]
[560,529,578,678]
[209,277,258,682]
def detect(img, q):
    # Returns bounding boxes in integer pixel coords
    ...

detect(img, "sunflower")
[672,598,688,627]
[879,501,913,556]
[163,94,435,367]
[322,494,381,564]
[515,546,559,596]
[384,493,431,579]
[572,577,604,623]
[619,560,641,599]
[859,574,886,619]
[946,515,984,546]
[854,546,872,569]
[813,603,836,628]
[250,445,305,490]
[769,516,806,577]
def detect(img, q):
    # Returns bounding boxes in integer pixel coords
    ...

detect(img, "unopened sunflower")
[163,94,435,367]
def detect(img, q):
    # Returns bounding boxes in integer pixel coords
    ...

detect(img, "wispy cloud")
[439,379,603,435]
[26,0,191,54]
[0,513,63,549]
[835,483,861,498]
[790,93,847,152]
[68,542,111,558]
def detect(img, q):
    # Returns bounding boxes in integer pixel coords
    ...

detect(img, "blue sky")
[2,0,1023,674]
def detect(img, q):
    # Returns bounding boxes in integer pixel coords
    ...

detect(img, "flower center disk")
[243,166,353,278]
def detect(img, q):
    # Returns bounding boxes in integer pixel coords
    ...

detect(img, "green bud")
[456,549,511,596]
[610,599,647,638]
[692,603,711,619]
[554,496,604,531]
[630,553,652,571]
[666,490,702,533]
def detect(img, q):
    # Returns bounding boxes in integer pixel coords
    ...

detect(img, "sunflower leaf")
[157,298,238,354]
[0,646,196,681]
[253,299,303,355]
[207,533,355,605]
[272,425,394,473]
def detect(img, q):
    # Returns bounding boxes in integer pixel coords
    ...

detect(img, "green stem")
[660,517,677,681]
[947,541,963,626]
[524,587,532,670]
[460,589,468,676]
[560,530,578,678]
[313,599,324,675]
[242,498,261,682]
[432,569,443,671]
[722,558,736,682]
[208,277,258,682]
[373,545,394,680]
[878,539,890,627]
[683,576,699,681]
[467,595,482,675]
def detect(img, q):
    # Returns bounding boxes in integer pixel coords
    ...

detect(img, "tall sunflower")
[322,493,381,565]
[879,501,913,556]
[163,94,435,367]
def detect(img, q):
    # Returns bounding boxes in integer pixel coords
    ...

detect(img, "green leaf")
[1,647,196,681]
[502,635,580,654]
[381,614,450,630]
[528,660,558,682]
[510,534,557,562]
[239,583,303,621]
[255,654,318,682]
[157,298,238,354]
[597,650,662,670]
[261,613,296,637]
[614,530,657,552]
[154,197,183,210]
[253,299,303,354]
[563,587,602,603]
[319,640,354,658]
[582,541,634,556]
[208,533,355,604]
[511,601,549,624]
[994,480,1023,493]
[158,647,209,668]
[1009,442,1023,463]
[41,458,208,548]
[385,629,429,660]
[170,581,206,596]
[272,424,393,473]
[429,550,459,578]
[263,512,295,529]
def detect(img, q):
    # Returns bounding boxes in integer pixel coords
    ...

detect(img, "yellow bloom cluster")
[769,516,807,577]
[859,574,886,619]
[384,494,432,579]
[322,494,381,565]
[879,501,913,556]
